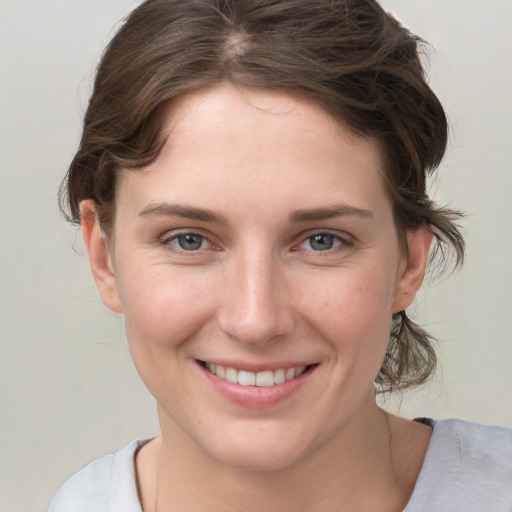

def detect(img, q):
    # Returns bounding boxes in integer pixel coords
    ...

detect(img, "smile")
[202,362,309,387]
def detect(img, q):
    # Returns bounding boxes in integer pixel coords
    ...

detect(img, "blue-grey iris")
[310,234,334,251]
[178,234,203,250]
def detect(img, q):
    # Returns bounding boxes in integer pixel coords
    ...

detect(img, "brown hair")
[60,0,464,392]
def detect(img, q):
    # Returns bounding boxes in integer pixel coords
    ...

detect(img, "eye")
[166,233,211,251]
[299,233,344,251]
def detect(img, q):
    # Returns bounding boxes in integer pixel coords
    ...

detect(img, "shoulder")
[405,419,512,511]
[47,439,149,512]
[429,418,512,469]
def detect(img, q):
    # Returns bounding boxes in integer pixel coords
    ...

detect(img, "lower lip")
[197,362,316,408]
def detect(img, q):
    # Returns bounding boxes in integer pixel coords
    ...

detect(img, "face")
[83,83,430,471]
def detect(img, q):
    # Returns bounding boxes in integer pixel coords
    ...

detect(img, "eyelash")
[295,232,353,253]
[160,231,217,255]
[160,229,354,258]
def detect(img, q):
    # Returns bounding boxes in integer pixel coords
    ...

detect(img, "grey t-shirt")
[48,419,512,511]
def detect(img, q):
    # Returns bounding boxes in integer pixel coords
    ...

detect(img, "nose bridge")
[218,244,293,345]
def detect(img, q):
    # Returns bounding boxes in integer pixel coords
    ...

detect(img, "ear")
[392,226,434,313]
[80,200,123,313]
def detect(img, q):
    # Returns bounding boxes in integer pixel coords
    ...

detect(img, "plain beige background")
[0,1,511,510]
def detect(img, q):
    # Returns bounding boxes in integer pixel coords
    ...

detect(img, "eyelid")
[293,229,355,252]
[157,228,354,254]
[160,229,220,253]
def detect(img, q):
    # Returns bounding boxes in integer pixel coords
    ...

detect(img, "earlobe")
[392,226,434,313]
[80,200,123,314]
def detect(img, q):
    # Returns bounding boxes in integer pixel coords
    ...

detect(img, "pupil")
[311,234,333,251]
[178,234,203,250]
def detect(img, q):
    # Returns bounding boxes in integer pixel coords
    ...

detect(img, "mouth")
[198,361,316,387]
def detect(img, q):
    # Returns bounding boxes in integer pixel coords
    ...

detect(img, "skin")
[81,83,433,512]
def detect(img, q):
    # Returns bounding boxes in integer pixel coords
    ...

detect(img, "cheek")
[117,264,216,354]
[115,265,219,407]
[296,264,396,363]
[300,262,396,320]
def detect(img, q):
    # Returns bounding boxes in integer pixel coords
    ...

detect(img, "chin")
[201,421,319,473]
[214,444,307,473]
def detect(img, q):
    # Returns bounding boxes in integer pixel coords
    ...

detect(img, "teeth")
[255,370,274,387]
[238,370,256,386]
[274,369,286,384]
[225,367,238,384]
[285,367,295,381]
[294,366,306,377]
[204,363,310,386]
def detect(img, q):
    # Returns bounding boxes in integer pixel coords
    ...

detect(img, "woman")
[49,0,512,510]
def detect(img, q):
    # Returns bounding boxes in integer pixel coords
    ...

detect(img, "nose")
[217,249,294,346]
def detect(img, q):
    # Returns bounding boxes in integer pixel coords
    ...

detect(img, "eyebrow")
[138,202,373,225]
[289,204,374,223]
[138,202,228,225]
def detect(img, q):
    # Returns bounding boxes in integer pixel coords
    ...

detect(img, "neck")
[144,397,429,512]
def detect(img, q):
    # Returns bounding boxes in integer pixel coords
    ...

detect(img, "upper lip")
[197,359,317,373]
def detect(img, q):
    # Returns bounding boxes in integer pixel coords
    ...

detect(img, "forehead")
[115,83,390,220]
[160,83,375,161]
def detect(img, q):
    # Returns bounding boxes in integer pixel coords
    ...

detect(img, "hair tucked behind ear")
[376,312,436,393]
[60,0,465,392]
